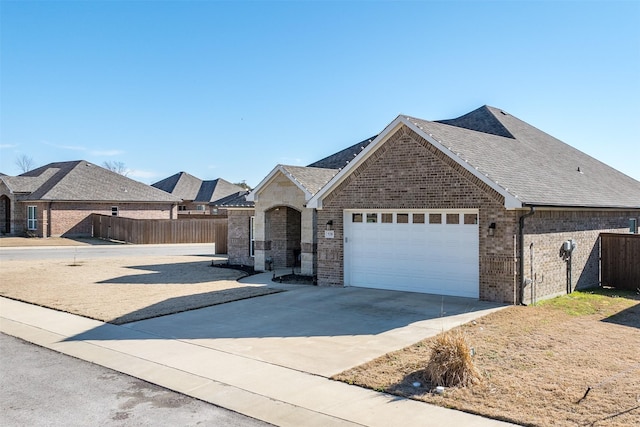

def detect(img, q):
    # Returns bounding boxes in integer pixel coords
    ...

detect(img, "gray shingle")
[281,165,340,196]
[18,160,181,202]
[212,191,254,208]
[408,106,640,208]
[152,172,202,200]
[307,136,376,169]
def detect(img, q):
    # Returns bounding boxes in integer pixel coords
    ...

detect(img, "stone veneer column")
[300,208,316,276]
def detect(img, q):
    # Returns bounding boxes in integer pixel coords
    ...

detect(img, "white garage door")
[343,210,479,298]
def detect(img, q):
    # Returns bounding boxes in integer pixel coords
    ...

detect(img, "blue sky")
[1,0,639,187]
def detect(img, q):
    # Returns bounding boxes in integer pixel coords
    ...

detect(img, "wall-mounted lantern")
[488,222,496,237]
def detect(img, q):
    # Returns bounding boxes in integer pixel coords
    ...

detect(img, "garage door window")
[446,213,460,224]
[429,213,442,224]
[464,213,478,224]
[366,213,377,223]
[352,213,363,223]
[396,213,409,223]
[413,213,425,224]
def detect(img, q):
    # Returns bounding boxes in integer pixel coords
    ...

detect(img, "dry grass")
[0,256,279,324]
[334,289,640,427]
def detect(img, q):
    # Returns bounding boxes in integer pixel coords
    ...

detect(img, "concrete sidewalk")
[0,291,516,426]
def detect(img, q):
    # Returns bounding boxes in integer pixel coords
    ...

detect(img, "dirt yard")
[334,290,640,427]
[0,254,279,324]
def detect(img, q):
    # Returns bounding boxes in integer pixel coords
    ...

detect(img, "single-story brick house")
[244,106,640,304]
[151,172,245,215]
[0,160,182,237]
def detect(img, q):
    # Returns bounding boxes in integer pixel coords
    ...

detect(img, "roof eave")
[520,202,640,210]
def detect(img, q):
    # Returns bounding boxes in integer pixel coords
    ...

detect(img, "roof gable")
[247,165,338,202]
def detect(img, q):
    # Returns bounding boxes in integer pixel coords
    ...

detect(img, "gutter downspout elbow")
[518,206,536,305]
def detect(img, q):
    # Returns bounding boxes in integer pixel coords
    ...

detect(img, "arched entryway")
[0,195,10,235]
[265,206,302,270]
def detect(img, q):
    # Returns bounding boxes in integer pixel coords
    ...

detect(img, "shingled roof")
[280,165,339,196]
[152,172,245,203]
[211,191,254,208]
[307,136,376,169]
[408,106,640,208]
[6,160,181,202]
[151,172,202,200]
[309,106,640,209]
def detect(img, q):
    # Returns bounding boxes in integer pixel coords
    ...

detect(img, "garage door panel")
[344,210,479,298]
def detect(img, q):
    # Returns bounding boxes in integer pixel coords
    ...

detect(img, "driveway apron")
[121,285,505,377]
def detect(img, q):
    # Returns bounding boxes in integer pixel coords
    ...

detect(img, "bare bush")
[424,330,481,388]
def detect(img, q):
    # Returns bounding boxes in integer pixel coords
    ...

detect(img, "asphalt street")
[0,333,270,427]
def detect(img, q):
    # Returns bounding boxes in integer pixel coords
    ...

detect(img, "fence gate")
[600,233,640,290]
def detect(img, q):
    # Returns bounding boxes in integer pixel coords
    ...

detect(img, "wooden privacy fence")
[92,214,227,253]
[600,233,640,290]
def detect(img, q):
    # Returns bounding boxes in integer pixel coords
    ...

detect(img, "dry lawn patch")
[0,256,279,324]
[334,290,640,427]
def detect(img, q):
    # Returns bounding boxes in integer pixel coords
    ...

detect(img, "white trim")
[250,215,256,256]
[247,165,313,202]
[307,116,523,210]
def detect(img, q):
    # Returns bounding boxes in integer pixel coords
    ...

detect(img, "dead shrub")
[424,330,481,388]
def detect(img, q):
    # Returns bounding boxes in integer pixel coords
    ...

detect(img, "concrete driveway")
[115,283,505,377]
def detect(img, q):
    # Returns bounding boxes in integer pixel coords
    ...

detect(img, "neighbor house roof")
[151,172,202,200]
[7,160,182,202]
[211,191,254,208]
[152,172,245,204]
[309,106,640,209]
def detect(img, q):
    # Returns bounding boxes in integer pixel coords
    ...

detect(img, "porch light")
[326,220,333,231]
[488,222,496,237]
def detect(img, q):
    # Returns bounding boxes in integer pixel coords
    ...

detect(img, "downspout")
[518,206,536,305]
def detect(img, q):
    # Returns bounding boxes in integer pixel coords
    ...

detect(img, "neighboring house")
[152,172,245,215]
[0,160,182,237]
[245,106,640,304]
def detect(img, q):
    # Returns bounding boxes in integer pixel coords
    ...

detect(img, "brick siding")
[227,209,255,266]
[521,209,638,304]
[317,125,519,302]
